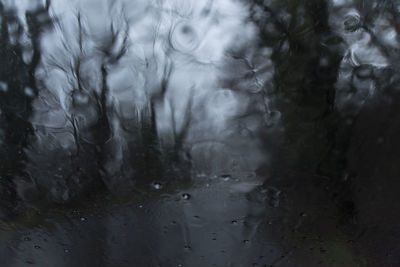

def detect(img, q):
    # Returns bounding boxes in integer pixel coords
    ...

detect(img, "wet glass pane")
[0,0,399,266]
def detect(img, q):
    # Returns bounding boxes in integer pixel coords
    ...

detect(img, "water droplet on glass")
[24,87,34,97]
[220,174,231,181]
[0,81,8,92]
[264,110,281,127]
[344,13,361,32]
[34,245,41,249]
[80,217,87,222]
[23,48,33,64]
[356,65,373,79]
[170,21,199,53]
[231,220,238,225]
[152,182,162,190]
[243,239,250,244]
[72,91,89,105]
[319,56,330,67]
[182,193,191,200]
[64,249,70,253]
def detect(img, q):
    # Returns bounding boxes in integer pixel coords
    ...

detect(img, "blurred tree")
[0,2,52,215]
[250,0,344,176]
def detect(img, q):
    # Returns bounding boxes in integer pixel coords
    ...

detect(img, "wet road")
[0,173,367,267]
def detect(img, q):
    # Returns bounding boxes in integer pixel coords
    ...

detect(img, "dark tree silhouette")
[0,2,52,215]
